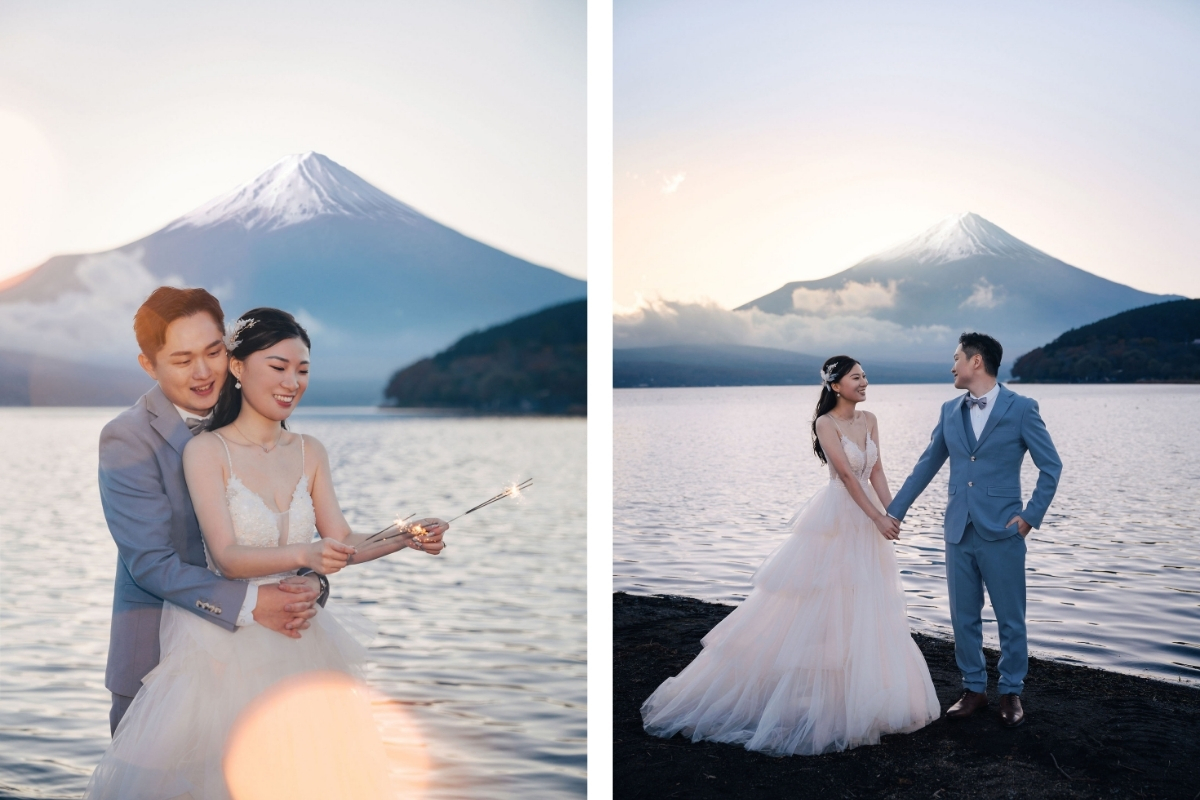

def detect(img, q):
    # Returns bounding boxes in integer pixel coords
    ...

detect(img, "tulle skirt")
[85,599,380,800]
[641,480,941,756]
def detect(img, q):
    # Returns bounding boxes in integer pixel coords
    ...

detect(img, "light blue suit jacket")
[98,385,249,697]
[887,385,1062,544]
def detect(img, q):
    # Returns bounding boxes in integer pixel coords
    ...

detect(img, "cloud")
[661,172,686,194]
[791,280,899,315]
[293,308,326,335]
[960,278,1001,309]
[0,248,182,361]
[614,296,954,359]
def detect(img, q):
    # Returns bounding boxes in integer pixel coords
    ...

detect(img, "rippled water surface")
[0,408,585,799]
[614,384,1200,685]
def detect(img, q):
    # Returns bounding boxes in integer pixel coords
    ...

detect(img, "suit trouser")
[110,692,136,737]
[946,522,1028,695]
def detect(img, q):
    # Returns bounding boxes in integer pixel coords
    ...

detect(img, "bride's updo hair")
[811,355,860,465]
[210,307,311,430]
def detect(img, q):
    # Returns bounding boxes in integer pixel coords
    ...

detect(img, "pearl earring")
[235,381,241,389]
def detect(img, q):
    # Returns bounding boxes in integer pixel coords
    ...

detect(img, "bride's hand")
[305,538,356,574]
[873,514,901,541]
[406,518,447,555]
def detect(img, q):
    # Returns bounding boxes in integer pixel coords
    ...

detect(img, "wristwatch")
[298,568,330,607]
[313,572,330,607]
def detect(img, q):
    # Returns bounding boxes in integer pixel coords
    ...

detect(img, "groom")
[887,332,1061,728]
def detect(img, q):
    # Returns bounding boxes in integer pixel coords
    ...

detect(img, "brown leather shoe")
[999,694,1025,727]
[945,690,988,719]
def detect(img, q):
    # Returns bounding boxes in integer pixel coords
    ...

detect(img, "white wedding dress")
[85,434,380,800]
[641,429,940,756]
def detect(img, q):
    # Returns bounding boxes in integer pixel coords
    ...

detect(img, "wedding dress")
[641,427,941,756]
[85,434,381,799]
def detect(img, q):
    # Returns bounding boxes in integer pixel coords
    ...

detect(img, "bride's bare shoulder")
[181,430,225,463]
[292,431,329,460]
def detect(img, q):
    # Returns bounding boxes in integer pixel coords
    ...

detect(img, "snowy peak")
[165,152,422,232]
[861,212,1053,266]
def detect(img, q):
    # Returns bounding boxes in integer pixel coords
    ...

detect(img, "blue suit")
[888,384,1061,694]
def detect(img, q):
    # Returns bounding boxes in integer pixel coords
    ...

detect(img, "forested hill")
[1012,298,1200,383]
[383,299,586,414]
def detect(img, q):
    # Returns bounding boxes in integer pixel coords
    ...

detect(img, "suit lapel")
[147,385,194,456]
[954,393,974,451]
[974,385,1015,449]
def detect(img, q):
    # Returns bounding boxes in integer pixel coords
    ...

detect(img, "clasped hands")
[872,514,1032,541]
[874,514,902,541]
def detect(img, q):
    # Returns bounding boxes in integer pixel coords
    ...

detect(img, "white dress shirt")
[966,382,1001,441]
[172,404,258,626]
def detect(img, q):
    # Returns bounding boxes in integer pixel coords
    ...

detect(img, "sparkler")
[355,479,533,553]
[446,478,532,523]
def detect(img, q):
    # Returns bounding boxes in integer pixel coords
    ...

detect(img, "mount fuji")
[0,153,585,403]
[737,212,1183,369]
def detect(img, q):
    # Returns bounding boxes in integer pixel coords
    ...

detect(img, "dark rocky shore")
[615,592,1200,799]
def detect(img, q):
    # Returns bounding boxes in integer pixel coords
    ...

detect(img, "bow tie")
[964,395,988,410]
[185,417,208,435]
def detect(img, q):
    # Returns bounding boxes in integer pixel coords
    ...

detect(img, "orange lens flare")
[224,671,431,799]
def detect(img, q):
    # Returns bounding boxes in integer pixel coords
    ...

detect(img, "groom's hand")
[1008,515,1032,538]
[254,582,318,638]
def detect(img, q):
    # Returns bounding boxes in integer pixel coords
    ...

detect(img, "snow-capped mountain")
[861,212,1056,266]
[0,153,585,403]
[165,152,424,232]
[738,213,1182,369]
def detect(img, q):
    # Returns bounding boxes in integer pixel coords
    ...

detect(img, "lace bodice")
[829,432,878,488]
[208,432,316,584]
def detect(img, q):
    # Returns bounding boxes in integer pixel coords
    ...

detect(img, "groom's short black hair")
[959,332,1002,377]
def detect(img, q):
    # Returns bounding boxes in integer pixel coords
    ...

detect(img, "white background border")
[586,0,614,796]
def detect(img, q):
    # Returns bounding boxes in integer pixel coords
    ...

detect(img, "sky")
[615,0,1200,310]
[0,0,586,282]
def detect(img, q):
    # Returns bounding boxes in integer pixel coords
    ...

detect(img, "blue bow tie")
[965,395,988,410]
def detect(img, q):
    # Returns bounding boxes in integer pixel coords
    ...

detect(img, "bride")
[86,308,448,799]
[641,355,940,756]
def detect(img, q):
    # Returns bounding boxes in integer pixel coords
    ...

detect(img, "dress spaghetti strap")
[212,431,235,474]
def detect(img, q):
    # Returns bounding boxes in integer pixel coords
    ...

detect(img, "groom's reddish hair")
[134,287,225,362]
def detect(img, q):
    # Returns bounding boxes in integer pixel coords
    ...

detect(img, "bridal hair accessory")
[356,479,533,554]
[224,318,258,352]
[820,366,837,388]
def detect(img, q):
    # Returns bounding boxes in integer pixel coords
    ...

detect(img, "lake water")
[614,384,1200,686]
[0,407,585,800]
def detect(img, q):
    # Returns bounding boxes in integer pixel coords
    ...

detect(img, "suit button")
[970,456,976,461]
[968,481,974,487]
